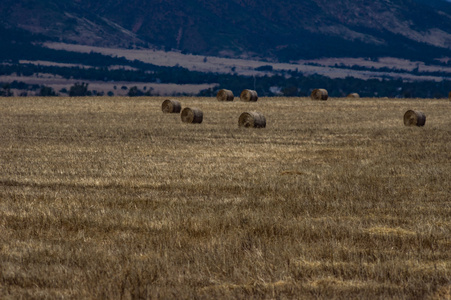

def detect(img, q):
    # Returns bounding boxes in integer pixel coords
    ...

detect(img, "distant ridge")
[1,0,451,62]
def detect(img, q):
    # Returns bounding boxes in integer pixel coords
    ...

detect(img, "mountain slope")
[0,0,144,48]
[2,0,451,61]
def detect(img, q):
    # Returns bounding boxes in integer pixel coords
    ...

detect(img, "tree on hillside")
[282,86,299,96]
[0,83,13,97]
[128,86,143,97]
[69,82,89,96]
[40,86,57,96]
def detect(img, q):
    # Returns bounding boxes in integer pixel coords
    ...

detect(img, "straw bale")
[403,110,426,127]
[217,89,234,101]
[311,89,328,100]
[347,93,360,98]
[240,89,258,102]
[181,107,203,124]
[238,111,266,128]
[161,99,181,113]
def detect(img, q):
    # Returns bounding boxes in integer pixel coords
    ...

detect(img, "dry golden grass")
[43,43,451,81]
[1,96,450,299]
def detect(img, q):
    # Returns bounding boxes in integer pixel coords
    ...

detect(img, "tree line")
[1,63,451,98]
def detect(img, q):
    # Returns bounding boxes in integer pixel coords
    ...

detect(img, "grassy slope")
[0,96,450,299]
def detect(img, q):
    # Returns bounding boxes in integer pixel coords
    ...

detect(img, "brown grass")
[1,96,450,299]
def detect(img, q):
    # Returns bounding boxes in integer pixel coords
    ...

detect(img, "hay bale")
[240,89,258,102]
[448,91,451,100]
[181,107,203,124]
[347,93,360,98]
[311,89,328,100]
[161,99,181,113]
[216,89,234,101]
[238,111,266,128]
[403,110,426,127]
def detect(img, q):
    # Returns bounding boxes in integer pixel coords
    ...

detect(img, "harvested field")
[1,96,450,299]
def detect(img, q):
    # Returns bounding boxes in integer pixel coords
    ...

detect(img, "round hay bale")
[181,107,203,124]
[448,91,451,100]
[240,89,258,102]
[216,89,234,101]
[238,111,266,128]
[161,99,181,113]
[347,93,360,98]
[311,89,328,100]
[403,110,426,127]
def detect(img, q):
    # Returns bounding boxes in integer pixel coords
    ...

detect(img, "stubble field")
[0,96,450,299]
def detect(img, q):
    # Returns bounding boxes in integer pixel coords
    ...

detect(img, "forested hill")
[2,0,451,62]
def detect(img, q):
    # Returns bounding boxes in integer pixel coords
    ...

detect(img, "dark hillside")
[74,0,451,61]
[2,0,451,61]
[0,0,144,48]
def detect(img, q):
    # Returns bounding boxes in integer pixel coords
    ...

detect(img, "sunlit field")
[1,96,450,299]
